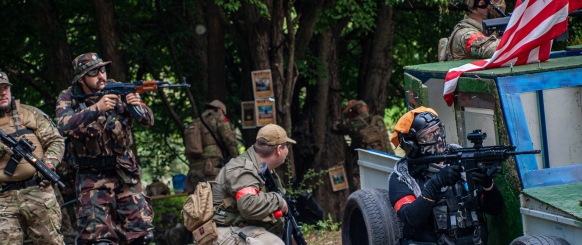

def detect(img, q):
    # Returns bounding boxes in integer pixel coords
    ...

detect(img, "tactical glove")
[421,165,463,201]
[472,172,494,189]
[0,143,12,158]
[434,165,462,187]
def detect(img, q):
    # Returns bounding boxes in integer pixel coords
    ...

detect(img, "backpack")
[183,119,203,158]
[182,181,218,244]
[359,116,384,150]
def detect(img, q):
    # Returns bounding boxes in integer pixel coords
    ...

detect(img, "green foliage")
[284,158,327,197]
[215,0,270,18]
[151,195,188,239]
[299,213,341,237]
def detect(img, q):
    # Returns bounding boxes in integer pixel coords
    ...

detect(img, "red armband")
[465,33,486,53]
[394,195,416,212]
[235,186,259,201]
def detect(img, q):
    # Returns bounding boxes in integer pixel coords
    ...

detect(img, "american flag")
[443,0,582,106]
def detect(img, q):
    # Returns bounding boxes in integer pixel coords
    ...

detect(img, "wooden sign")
[329,166,348,191]
[241,101,256,128]
[251,69,274,99]
[255,98,276,126]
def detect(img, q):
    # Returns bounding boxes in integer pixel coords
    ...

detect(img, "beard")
[474,0,489,9]
[0,104,11,116]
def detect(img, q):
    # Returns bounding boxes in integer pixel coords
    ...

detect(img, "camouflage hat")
[206,100,227,115]
[0,72,12,85]
[257,124,296,145]
[71,52,111,84]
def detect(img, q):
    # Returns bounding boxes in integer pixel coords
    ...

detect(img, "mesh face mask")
[416,122,446,145]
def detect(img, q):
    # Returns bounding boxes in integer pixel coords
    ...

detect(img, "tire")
[510,235,570,245]
[341,188,400,245]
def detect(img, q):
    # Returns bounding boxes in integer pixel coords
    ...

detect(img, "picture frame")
[329,165,349,192]
[241,101,257,129]
[255,98,276,126]
[251,69,274,99]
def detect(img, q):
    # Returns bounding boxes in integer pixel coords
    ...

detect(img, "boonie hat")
[206,100,227,115]
[257,124,296,145]
[0,72,12,85]
[71,52,111,84]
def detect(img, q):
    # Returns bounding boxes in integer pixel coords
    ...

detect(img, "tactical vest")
[68,84,133,159]
[0,100,45,182]
[432,182,486,244]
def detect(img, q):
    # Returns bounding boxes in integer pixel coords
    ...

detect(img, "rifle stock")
[259,163,307,245]
[0,129,65,188]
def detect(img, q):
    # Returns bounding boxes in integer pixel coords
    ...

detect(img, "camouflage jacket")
[446,15,500,61]
[211,146,285,232]
[199,109,238,159]
[0,100,64,182]
[333,112,394,154]
[55,81,154,183]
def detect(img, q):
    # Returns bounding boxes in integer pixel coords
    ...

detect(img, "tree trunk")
[92,0,127,82]
[33,0,73,100]
[206,0,227,101]
[308,29,350,222]
[358,3,395,115]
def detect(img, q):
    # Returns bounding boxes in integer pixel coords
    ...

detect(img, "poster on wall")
[251,69,274,99]
[241,101,256,129]
[255,98,276,127]
[329,165,349,192]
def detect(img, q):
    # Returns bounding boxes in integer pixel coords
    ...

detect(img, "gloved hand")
[434,165,463,188]
[0,143,12,158]
[472,172,494,189]
[421,165,463,201]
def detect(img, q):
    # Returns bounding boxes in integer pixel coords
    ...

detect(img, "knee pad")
[130,231,154,245]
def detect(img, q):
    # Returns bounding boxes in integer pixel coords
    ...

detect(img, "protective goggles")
[86,66,107,77]
[416,122,445,145]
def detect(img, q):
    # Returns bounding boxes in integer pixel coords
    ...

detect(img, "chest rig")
[68,86,133,160]
[0,99,44,182]
[429,173,485,244]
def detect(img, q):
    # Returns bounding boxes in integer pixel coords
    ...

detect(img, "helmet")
[398,112,446,157]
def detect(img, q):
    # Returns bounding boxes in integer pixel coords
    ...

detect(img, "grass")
[300,214,342,245]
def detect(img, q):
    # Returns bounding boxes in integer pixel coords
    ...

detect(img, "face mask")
[419,135,445,155]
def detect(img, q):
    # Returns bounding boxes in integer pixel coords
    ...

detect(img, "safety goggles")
[86,66,107,77]
[416,122,445,145]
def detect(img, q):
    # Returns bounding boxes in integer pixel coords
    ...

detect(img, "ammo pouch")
[192,219,218,245]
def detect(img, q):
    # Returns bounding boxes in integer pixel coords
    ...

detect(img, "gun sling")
[0,176,41,193]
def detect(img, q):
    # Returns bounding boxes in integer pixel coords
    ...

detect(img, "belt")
[0,177,41,193]
[77,156,118,169]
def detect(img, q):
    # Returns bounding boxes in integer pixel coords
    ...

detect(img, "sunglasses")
[86,66,107,77]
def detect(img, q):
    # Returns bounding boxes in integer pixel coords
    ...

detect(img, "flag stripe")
[443,0,576,106]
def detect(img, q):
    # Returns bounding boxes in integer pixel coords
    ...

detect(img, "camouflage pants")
[76,169,154,245]
[0,184,63,245]
[214,226,284,245]
[185,157,222,194]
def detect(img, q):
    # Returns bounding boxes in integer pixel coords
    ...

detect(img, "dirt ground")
[304,230,341,245]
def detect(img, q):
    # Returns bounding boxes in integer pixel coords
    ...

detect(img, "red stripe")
[235,187,259,201]
[394,195,416,212]
[465,33,486,53]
